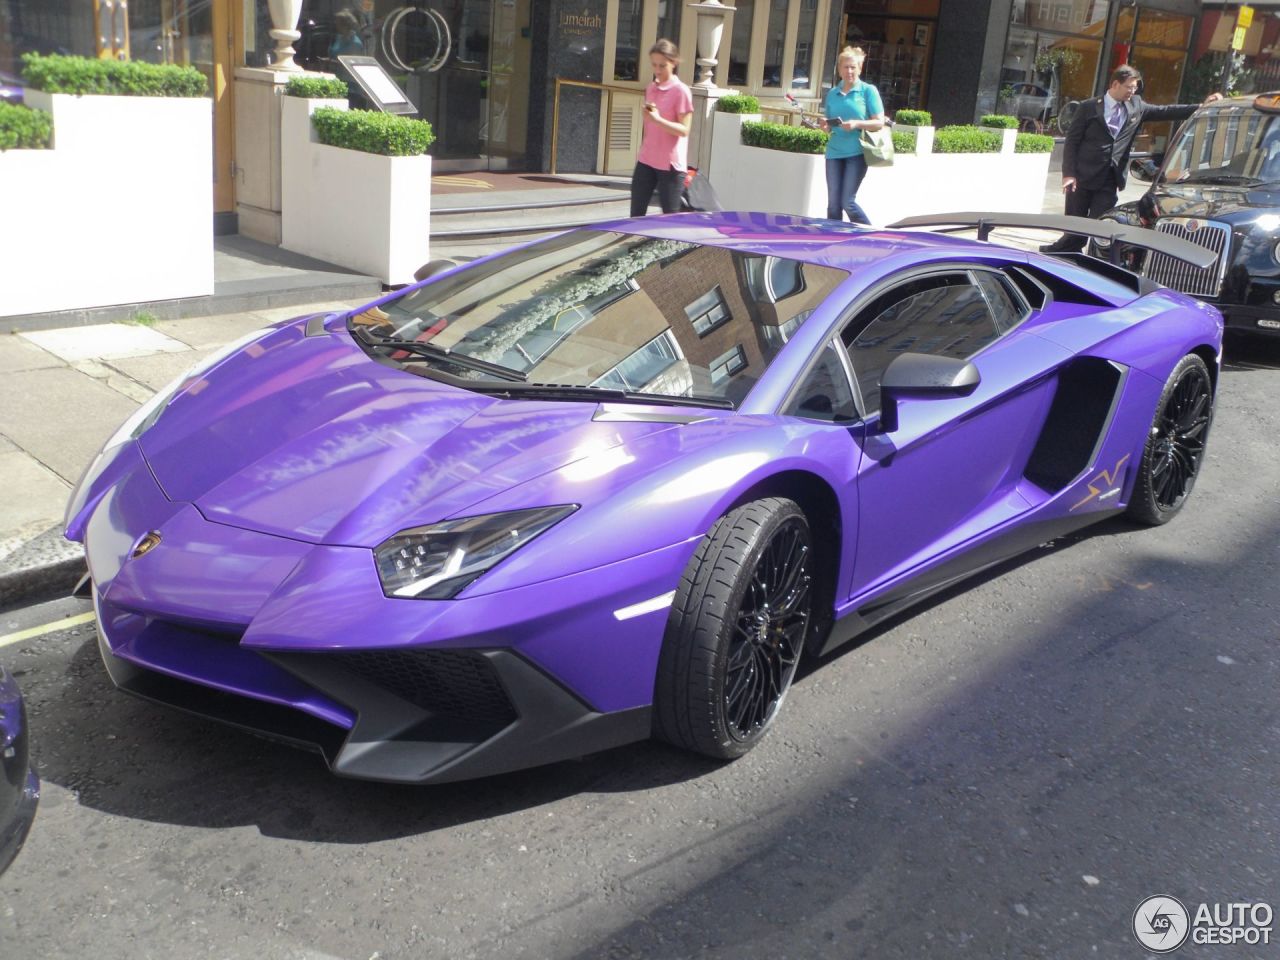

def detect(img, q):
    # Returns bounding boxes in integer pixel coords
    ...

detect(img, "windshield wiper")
[480,383,735,409]
[1176,173,1259,186]
[352,326,527,382]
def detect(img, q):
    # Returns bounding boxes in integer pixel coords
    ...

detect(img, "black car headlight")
[374,505,578,599]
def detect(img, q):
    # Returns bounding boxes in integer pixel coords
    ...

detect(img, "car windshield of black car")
[1160,105,1280,187]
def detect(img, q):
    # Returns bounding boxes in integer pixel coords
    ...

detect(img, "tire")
[1127,353,1214,525]
[653,498,814,760]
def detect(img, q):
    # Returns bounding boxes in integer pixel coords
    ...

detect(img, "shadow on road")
[560,509,1280,959]
[1223,329,1280,369]
[28,637,718,843]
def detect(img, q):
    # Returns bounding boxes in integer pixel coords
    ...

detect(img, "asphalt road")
[2,333,1277,960]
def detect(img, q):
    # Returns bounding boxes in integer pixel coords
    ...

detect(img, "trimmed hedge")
[892,128,917,154]
[895,108,932,126]
[741,120,827,155]
[0,102,52,150]
[285,76,350,99]
[311,106,434,156]
[21,52,207,97]
[979,114,1018,129]
[717,94,760,114]
[932,125,1002,153]
[1015,132,1055,153]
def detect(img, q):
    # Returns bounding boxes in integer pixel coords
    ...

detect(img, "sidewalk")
[0,173,1148,608]
[0,298,368,607]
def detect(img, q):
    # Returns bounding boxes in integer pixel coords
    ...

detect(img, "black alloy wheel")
[1128,353,1214,525]
[653,498,814,760]
[724,520,810,740]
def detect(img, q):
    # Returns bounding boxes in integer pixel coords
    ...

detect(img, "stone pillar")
[233,68,338,244]
[268,0,305,72]
[686,0,735,173]
[233,67,292,243]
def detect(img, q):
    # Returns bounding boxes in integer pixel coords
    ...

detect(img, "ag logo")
[1133,895,1191,953]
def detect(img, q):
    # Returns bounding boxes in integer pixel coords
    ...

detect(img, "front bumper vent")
[331,649,517,725]
[1142,218,1231,297]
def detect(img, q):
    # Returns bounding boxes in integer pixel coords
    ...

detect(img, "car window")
[843,272,1000,413]
[783,342,858,423]
[972,270,1029,333]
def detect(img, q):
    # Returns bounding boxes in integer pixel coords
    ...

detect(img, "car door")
[842,266,1072,607]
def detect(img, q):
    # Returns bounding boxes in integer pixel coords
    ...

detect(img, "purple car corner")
[64,212,1223,784]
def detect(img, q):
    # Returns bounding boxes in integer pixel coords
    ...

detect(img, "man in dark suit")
[1041,65,1220,252]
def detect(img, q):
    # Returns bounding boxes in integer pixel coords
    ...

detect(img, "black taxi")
[1099,92,1280,337]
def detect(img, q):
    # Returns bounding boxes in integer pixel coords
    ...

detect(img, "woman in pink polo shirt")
[630,39,694,217]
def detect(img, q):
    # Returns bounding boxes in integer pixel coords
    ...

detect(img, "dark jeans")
[1048,175,1120,252]
[630,162,684,217]
[825,154,870,224]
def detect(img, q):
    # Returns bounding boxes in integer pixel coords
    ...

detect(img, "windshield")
[359,230,847,406]
[1159,106,1280,187]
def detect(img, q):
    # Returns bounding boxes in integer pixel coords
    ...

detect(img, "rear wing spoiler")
[887,212,1218,271]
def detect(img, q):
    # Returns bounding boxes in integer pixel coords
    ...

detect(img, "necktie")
[1110,102,1125,136]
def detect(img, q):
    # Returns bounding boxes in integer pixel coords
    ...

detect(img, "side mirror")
[878,352,981,433]
[413,259,456,283]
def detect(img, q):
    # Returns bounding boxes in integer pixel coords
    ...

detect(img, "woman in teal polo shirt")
[820,46,886,224]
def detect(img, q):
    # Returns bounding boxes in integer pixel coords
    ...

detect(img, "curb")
[0,526,86,610]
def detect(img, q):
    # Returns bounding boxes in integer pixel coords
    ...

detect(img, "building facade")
[5,0,1276,234]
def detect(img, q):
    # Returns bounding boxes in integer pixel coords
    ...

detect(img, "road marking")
[0,611,96,649]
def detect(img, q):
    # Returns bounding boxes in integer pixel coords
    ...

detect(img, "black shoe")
[1039,241,1067,253]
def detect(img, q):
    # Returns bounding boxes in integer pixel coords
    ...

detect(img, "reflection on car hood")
[1147,183,1280,225]
[139,324,684,547]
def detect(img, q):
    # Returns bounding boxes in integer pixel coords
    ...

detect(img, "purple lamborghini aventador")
[65,212,1223,783]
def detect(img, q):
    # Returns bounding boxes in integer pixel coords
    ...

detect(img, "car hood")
[1143,182,1280,226]
[139,324,685,547]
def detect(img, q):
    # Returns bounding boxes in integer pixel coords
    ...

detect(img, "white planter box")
[707,111,760,207]
[895,123,934,156]
[0,90,213,317]
[709,124,1052,227]
[280,96,430,286]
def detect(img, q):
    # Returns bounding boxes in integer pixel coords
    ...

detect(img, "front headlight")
[374,505,578,599]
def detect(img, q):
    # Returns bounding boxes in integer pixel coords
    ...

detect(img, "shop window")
[761,0,788,89]
[727,0,755,87]
[615,0,643,81]
[656,0,681,50]
[1013,0,1110,34]
[1001,26,1101,132]
[792,0,818,91]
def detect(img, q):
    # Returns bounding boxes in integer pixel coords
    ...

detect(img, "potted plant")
[280,76,434,285]
[1034,47,1082,125]
[1,54,211,318]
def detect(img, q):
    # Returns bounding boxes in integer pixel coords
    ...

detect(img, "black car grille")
[1142,218,1231,297]
[332,649,517,725]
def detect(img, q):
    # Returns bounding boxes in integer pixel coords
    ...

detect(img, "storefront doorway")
[843,0,938,118]
[299,0,532,172]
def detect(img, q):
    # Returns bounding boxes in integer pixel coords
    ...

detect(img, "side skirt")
[813,509,1118,658]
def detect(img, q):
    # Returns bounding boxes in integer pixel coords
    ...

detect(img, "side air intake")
[1024,358,1124,492]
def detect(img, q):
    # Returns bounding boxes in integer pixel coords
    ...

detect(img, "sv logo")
[1070,454,1130,511]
